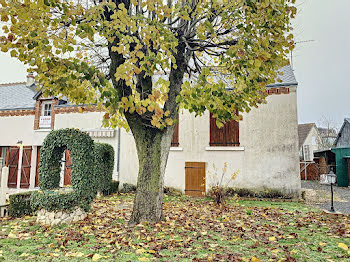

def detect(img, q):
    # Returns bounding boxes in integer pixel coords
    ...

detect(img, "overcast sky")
[0,0,349,128]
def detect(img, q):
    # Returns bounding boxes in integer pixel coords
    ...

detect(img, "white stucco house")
[0,65,301,198]
[298,123,323,161]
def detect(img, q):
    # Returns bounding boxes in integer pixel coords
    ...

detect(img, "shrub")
[207,163,238,205]
[102,180,119,196]
[8,191,34,217]
[94,143,115,195]
[208,186,226,205]
[121,183,136,193]
[164,186,183,196]
[31,189,86,212]
[33,128,96,212]
[225,187,293,199]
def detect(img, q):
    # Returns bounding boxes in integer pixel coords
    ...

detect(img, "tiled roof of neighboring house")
[298,123,315,149]
[0,82,37,110]
[267,64,298,88]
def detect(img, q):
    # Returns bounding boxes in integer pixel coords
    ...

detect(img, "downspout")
[117,127,121,181]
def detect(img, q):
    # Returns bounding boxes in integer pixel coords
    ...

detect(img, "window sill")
[170,147,183,151]
[35,129,52,132]
[205,146,245,151]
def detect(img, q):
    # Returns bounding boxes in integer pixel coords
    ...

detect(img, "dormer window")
[39,101,52,129]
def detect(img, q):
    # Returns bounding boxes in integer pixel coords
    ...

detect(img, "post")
[330,181,335,212]
[0,167,9,206]
[305,162,307,180]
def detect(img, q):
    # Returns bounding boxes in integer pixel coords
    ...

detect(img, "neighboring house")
[0,65,301,197]
[330,118,350,187]
[297,123,323,180]
[334,118,350,148]
[298,123,323,161]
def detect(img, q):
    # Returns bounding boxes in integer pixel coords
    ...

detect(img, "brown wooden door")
[35,146,41,187]
[20,146,32,188]
[64,150,72,186]
[185,162,206,197]
[8,147,19,188]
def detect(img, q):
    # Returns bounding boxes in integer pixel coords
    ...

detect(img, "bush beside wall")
[121,183,136,193]
[8,191,34,218]
[102,181,119,196]
[224,187,293,199]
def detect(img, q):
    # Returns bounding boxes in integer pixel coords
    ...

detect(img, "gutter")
[0,107,35,111]
[117,127,121,181]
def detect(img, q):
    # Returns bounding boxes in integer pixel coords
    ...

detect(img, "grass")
[0,194,349,261]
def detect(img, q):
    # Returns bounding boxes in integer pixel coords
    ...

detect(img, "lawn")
[0,194,349,261]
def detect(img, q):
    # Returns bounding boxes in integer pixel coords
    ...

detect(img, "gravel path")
[301,181,350,214]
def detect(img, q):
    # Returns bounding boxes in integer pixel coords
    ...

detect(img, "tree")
[317,115,339,149]
[0,0,296,224]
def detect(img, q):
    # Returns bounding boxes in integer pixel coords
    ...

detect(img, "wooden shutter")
[210,113,225,146]
[185,162,206,197]
[64,150,72,186]
[171,115,179,147]
[35,146,41,187]
[8,147,20,188]
[20,146,32,188]
[209,112,239,146]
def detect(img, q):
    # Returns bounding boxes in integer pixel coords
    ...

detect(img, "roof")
[266,65,298,88]
[0,82,37,110]
[334,118,350,146]
[298,123,315,149]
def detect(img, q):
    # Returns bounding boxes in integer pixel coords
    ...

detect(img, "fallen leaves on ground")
[0,194,350,261]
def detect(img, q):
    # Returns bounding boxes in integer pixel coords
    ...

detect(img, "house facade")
[120,65,301,196]
[0,80,120,195]
[0,65,301,197]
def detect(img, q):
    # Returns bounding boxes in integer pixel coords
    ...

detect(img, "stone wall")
[36,207,87,226]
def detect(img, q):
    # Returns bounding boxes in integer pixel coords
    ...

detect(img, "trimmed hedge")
[121,183,136,193]
[31,189,84,212]
[31,128,96,212]
[224,187,293,199]
[94,143,114,195]
[102,180,119,196]
[8,191,34,218]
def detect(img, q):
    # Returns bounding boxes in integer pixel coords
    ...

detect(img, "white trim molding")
[170,147,183,152]
[205,146,245,151]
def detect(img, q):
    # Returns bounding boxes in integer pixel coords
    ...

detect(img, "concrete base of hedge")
[36,207,87,226]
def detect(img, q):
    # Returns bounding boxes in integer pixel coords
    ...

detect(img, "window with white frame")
[39,101,52,129]
[42,102,52,116]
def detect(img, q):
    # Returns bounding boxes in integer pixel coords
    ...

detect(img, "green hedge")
[31,189,84,212]
[103,180,119,196]
[94,143,114,195]
[121,183,136,193]
[32,128,96,212]
[8,191,34,218]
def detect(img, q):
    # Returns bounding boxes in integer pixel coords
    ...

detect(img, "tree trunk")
[127,115,175,224]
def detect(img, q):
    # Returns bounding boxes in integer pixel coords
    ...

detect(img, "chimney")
[26,72,35,87]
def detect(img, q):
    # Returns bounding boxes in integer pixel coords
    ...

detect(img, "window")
[171,115,179,147]
[0,146,9,167]
[209,112,239,146]
[39,101,53,129]
[312,136,316,146]
[42,102,52,116]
